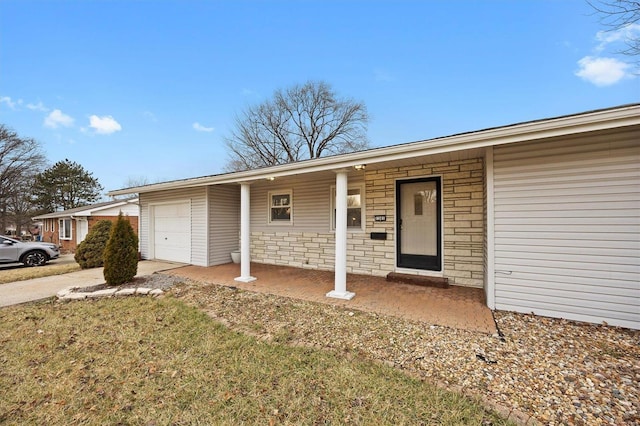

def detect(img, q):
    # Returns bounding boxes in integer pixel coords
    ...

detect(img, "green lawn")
[0,296,512,425]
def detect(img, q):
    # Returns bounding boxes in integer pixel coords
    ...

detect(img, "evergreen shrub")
[103,213,138,286]
[74,220,113,269]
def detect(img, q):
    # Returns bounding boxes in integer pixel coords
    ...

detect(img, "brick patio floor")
[167,262,497,334]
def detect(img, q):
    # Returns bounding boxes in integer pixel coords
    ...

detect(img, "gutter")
[108,104,640,197]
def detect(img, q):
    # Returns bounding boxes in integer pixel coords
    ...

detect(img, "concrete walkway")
[0,261,182,308]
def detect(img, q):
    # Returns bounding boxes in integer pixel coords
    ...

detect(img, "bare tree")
[6,172,39,236]
[0,125,46,233]
[224,81,369,171]
[123,176,152,189]
[589,0,640,57]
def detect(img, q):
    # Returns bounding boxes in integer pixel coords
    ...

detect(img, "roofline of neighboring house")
[32,198,139,220]
[108,103,640,196]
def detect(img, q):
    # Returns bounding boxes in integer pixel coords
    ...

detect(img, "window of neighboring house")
[268,190,293,224]
[331,185,364,231]
[59,219,72,240]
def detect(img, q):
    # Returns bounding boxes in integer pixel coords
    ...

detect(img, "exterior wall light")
[265,177,275,181]
[353,164,366,171]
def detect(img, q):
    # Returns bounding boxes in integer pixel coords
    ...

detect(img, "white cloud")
[595,23,640,52]
[44,109,74,128]
[575,56,632,86]
[0,96,22,110]
[575,23,639,87]
[193,122,214,132]
[0,96,48,112]
[26,101,48,112]
[89,115,122,134]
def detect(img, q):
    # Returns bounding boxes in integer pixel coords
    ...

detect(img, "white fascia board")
[76,202,126,216]
[108,104,640,197]
[92,203,129,214]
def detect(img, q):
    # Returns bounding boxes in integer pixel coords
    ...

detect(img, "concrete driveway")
[0,253,78,271]
[0,260,183,308]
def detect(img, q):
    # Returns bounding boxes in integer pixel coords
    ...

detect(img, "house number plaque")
[374,215,387,222]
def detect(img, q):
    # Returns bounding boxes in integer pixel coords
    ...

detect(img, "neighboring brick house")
[33,199,139,253]
[108,105,640,330]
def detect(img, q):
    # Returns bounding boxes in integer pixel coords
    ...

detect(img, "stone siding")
[250,157,485,288]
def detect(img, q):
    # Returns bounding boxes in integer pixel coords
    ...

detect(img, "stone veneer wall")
[250,157,485,288]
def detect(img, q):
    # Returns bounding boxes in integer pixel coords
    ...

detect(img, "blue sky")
[1,0,638,194]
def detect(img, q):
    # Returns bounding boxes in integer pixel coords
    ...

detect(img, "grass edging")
[0,263,81,285]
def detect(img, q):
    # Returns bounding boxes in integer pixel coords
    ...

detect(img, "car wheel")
[22,251,47,267]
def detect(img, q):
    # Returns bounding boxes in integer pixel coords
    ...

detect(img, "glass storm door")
[396,177,442,270]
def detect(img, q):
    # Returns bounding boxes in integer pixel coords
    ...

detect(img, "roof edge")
[32,198,139,220]
[109,103,640,196]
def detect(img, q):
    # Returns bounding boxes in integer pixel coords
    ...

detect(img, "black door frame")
[395,176,442,271]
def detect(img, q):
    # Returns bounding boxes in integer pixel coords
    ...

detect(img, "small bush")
[103,213,138,286]
[74,220,113,269]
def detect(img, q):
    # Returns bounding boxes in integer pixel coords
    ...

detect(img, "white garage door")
[152,202,191,263]
[493,131,639,330]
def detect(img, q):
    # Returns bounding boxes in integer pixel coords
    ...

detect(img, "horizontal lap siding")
[493,128,640,329]
[209,185,240,265]
[251,176,337,232]
[139,187,208,266]
[249,175,364,272]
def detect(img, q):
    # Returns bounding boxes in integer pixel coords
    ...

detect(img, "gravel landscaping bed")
[74,273,184,293]
[161,275,639,426]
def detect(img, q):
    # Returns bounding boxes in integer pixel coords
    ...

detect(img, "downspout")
[485,147,496,309]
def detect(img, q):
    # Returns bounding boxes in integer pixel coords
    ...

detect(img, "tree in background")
[103,213,138,286]
[589,0,640,57]
[74,220,113,269]
[0,125,46,233]
[33,159,103,213]
[224,81,369,171]
[5,172,40,236]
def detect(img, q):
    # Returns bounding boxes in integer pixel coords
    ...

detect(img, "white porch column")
[235,182,256,283]
[326,170,355,300]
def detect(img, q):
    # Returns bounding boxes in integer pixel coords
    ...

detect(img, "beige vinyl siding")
[250,175,363,233]
[139,187,208,266]
[208,185,240,265]
[493,128,640,329]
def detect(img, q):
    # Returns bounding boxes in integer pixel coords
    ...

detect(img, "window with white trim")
[59,219,72,240]
[331,185,364,231]
[268,190,292,224]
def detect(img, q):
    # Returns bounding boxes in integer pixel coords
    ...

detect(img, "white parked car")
[0,236,60,267]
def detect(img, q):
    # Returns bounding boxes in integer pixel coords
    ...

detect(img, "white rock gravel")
[58,273,183,301]
[167,277,639,426]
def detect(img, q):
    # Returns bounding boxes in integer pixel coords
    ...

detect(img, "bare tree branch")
[588,0,640,57]
[224,81,369,172]
[0,125,46,233]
